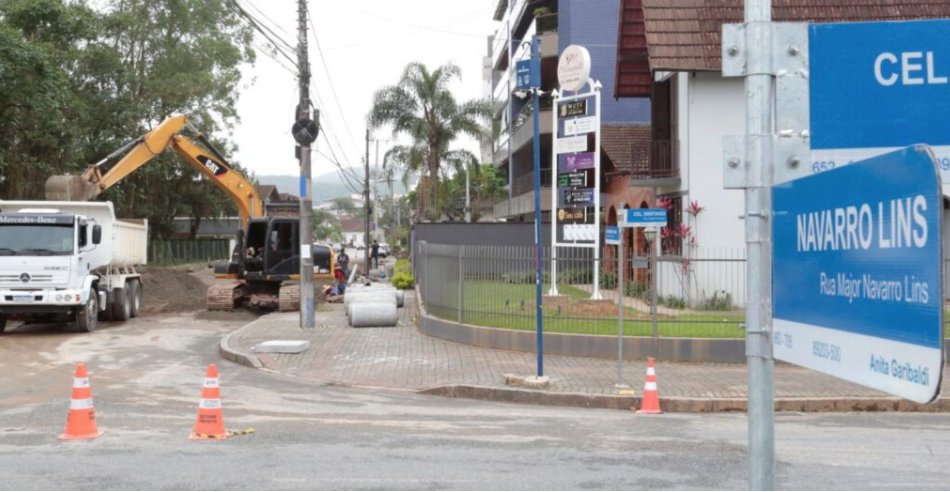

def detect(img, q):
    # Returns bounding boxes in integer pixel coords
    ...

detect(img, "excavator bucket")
[45,175,98,201]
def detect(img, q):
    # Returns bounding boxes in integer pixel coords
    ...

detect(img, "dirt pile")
[139,267,211,314]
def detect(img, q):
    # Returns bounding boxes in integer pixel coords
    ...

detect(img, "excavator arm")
[45,115,263,226]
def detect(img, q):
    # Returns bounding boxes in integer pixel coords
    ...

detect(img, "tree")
[312,208,341,242]
[0,0,255,239]
[368,62,491,221]
[328,196,360,216]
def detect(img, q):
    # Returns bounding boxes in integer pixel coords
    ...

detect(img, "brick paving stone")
[230,291,950,398]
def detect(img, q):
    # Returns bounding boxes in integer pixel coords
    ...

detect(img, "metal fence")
[148,239,231,267]
[416,242,746,339]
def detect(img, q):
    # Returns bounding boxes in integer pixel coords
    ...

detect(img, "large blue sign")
[773,146,943,403]
[515,58,540,91]
[622,209,668,228]
[810,20,950,179]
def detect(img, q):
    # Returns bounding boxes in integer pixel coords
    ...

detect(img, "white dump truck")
[0,201,147,333]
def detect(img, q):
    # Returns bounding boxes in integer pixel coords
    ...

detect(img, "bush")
[599,271,617,289]
[392,271,414,290]
[701,290,733,311]
[394,259,411,275]
[624,281,649,298]
[662,295,687,309]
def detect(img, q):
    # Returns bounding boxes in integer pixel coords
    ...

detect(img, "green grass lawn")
[450,281,744,339]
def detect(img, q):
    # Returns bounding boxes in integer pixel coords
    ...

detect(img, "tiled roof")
[602,125,652,172]
[616,0,652,97]
[616,0,950,79]
[339,216,365,233]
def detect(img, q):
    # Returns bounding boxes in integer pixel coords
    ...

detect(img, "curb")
[420,385,950,413]
[219,324,263,369]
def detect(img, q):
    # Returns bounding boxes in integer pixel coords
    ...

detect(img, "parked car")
[379,242,391,257]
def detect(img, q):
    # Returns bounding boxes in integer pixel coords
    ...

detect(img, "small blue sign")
[772,146,943,403]
[515,58,540,90]
[810,20,950,180]
[605,226,621,246]
[622,209,668,228]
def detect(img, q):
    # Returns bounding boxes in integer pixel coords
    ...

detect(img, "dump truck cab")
[0,201,147,333]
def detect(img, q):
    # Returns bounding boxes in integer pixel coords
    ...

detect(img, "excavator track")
[278,284,300,312]
[207,283,243,311]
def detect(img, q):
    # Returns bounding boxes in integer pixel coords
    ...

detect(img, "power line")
[252,42,298,76]
[224,0,299,69]
[238,0,290,35]
[308,15,363,159]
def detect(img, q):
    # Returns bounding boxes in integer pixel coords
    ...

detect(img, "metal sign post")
[527,35,545,379]
[606,225,625,388]
[550,45,602,300]
[721,0,779,488]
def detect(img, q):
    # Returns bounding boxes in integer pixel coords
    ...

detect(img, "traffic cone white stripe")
[203,378,219,388]
[646,367,655,376]
[644,381,657,391]
[73,377,90,388]
[199,398,221,409]
[69,398,94,410]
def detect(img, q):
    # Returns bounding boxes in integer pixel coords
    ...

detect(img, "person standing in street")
[337,247,350,279]
[370,239,380,270]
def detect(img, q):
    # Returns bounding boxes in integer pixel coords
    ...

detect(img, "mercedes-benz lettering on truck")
[0,201,147,333]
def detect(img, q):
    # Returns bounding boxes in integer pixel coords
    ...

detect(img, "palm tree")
[369,62,491,220]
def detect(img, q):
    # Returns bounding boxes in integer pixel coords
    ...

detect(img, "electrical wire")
[224,0,299,69]
[308,15,363,158]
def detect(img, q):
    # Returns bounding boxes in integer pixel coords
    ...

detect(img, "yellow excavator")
[45,115,335,312]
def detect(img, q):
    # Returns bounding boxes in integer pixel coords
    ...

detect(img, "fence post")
[458,245,464,324]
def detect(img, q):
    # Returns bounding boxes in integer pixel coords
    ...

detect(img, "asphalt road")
[2,314,950,490]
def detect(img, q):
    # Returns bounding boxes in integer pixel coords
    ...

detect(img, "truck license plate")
[12,295,33,302]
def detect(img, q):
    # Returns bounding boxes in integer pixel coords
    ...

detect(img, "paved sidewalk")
[222,291,950,409]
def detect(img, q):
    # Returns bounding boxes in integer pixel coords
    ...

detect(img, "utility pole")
[292,0,317,329]
[364,129,371,274]
[375,141,381,241]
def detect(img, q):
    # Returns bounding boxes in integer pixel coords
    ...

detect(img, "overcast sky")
[231,0,498,179]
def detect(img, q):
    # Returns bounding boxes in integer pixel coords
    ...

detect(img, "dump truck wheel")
[0,315,6,334]
[111,285,131,322]
[129,280,142,318]
[77,290,98,333]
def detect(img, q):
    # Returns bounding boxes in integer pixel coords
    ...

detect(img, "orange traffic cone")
[59,363,103,440]
[636,358,663,414]
[189,364,228,440]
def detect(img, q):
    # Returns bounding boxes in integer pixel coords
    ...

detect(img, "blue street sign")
[515,58,540,90]
[605,226,620,246]
[810,19,950,180]
[622,208,668,228]
[772,146,943,403]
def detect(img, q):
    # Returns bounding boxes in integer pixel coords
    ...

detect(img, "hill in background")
[257,168,406,204]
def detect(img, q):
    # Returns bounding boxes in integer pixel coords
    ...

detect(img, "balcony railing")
[630,140,679,181]
[511,169,553,197]
[511,95,553,134]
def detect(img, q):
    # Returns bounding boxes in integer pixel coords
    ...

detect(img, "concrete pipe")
[345,294,397,318]
[349,302,398,327]
[395,290,405,308]
[345,290,398,307]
